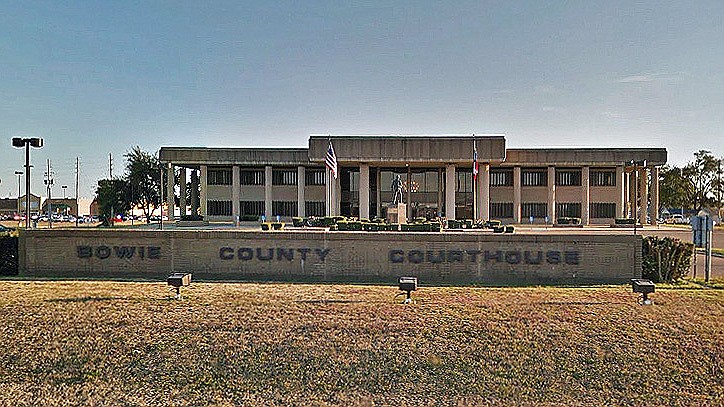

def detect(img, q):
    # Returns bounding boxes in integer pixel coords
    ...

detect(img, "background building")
[159,135,666,225]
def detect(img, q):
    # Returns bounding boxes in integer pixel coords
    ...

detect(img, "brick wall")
[19,229,641,285]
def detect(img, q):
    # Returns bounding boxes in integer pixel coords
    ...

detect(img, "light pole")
[62,185,68,216]
[12,137,43,228]
[15,171,22,216]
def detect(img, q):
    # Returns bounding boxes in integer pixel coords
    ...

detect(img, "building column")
[190,170,199,215]
[582,166,590,225]
[513,166,521,223]
[651,166,659,225]
[199,165,207,220]
[547,166,556,222]
[437,169,443,218]
[628,170,636,218]
[178,167,187,217]
[376,168,381,218]
[232,165,240,225]
[264,165,273,219]
[480,164,490,220]
[616,166,625,219]
[297,166,305,217]
[445,164,456,220]
[166,164,175,221]
[639,167,648,225]
[359,164,370,219]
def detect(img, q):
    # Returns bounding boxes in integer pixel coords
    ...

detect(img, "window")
[273,201,297,216]
[305,201,325,217]
[522,169,547,186]
[591,170,616,186]
[522,203,547,218]
[556,202,581,218]
[241,201,264,216]
[208,169,232,185]
[490,202,513,218]
[591,202,616,218]
[305,169,325,186]
[555,169,581,186]
[273,169,298,186]
[490,168,513,186]
[208,200,232,216]
[456,171,472,192]
[241,169,264,185]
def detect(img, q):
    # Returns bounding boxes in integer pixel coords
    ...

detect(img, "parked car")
[666,214,689,224]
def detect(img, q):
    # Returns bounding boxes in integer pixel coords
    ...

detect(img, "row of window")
[489,202,617,219]
[489,169,617,187]
[207,169,327,186]
[207,200,326,217]
[209,167,618,187]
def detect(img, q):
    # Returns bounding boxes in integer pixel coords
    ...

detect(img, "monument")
[386,174,407,226]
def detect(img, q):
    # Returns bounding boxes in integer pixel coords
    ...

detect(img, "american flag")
[325,141,338,180]
[473,143,479,181]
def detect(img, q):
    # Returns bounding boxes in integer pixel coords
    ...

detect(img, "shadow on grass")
[296,299,364,304]
[46,296,127,303]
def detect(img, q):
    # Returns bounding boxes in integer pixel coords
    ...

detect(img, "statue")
[391,174,403,204]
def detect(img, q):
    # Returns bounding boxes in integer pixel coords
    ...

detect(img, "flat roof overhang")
[308,134,506,165]
[159,147,311,166]
[503,148,667,167]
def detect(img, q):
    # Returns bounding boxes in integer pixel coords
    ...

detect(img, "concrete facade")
[159,135,667,225]
[19,229,642,285]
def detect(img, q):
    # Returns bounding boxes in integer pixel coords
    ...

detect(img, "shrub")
[240,215,259,222]
[0,234,18,276]
[642,236,693,283]
[180,214,204,221]
[615,218,636,225]
[291,217,304,227]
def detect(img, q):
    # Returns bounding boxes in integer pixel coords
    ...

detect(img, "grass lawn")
[0,281,722,406]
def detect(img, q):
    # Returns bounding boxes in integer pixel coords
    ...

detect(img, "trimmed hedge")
[615,218,636,225]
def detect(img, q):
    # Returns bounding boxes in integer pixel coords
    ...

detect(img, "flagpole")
[472,134,477,223]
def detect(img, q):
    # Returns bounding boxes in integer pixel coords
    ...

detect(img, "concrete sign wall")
[19,230,641,285]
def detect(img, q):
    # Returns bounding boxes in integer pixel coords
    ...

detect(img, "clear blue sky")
[1,1,723,198]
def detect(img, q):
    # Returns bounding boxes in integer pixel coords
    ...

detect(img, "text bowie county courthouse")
[159,134,666,225]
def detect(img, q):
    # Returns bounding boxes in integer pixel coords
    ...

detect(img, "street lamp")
[12,137,43,228]
[62,185,67,199]
[14,171,23,216]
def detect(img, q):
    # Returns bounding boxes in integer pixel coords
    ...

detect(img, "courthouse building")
[159,134,666,225]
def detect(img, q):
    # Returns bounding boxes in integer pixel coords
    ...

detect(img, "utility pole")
[75,157,79,227]
[44,158,54,228]
[109,153,113,179]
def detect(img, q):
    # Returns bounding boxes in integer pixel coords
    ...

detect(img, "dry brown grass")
[0,281,721,406]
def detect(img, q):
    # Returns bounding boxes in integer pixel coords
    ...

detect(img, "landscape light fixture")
[631,278,655,305]
[167,273,192,299]
[12,137,43,229]
[396,276,418,304]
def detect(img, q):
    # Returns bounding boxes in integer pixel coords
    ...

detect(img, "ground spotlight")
[167,273,192,299]
[396,276,418,304]
[631,278,654,305]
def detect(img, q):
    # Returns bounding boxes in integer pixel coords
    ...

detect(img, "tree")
[124,146,161,223]
[96,179,130,226]
[659,165,689,210]
[682,150,720,211]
